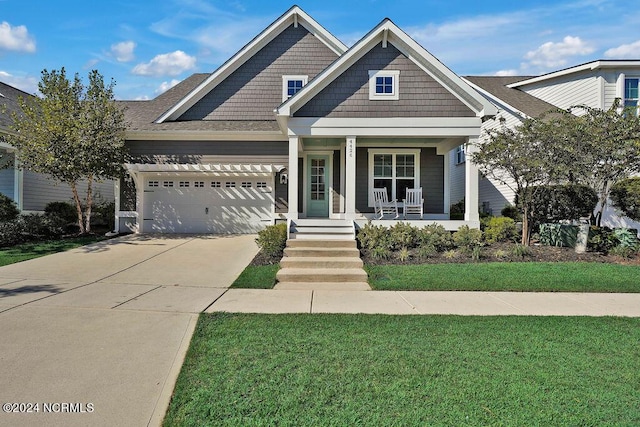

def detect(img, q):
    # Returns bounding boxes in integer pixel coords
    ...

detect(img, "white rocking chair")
[372,188,399,219]
[403,188,424,219]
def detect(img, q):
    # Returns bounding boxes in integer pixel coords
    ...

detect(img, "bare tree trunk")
[85,175,94,233]
[70,182,85,234]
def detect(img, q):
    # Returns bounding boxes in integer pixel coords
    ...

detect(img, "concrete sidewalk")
[207,289,640,317]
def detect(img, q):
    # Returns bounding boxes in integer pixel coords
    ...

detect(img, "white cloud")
[604,40,640,59]
[84,58,100,69]
[523,36,594,68]
[155,79,180,94]
[494,69,520,76]
[0,71,38,94]
[111,41,136,62]
[132,50,196,77]
[0,21,36,53]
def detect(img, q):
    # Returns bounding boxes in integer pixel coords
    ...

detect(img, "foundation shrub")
[388,222,418,250]
[484,217,518,243]
[357,223,392,251]
[255,223,287,258]
[453,225,483,252]
[416,223,454,252]
[0,194,19,222]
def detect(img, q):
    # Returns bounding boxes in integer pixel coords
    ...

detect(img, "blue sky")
[1,0,639,100]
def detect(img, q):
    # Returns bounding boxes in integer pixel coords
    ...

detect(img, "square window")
[163,181,174,188]
[194,181,204,188]
[211,181,221,188]
[225,182,236,188]
[369,70,399,100]
[282,75,308,101]
[241,182,252,188]
[148,180,159,188]
[257,182,268,189]
[368,150,420,206]
[179,181,190,188]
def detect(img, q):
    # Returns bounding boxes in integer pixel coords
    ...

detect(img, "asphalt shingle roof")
[464,76,558,118]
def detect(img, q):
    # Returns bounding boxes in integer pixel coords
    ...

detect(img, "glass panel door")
[307,155,329,217]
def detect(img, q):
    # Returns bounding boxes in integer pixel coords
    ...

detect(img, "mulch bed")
[251,242,640,266]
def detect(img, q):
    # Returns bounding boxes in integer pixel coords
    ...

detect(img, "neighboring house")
[0,81,114,212]
[457,60,640,231]
[117,6,495,234]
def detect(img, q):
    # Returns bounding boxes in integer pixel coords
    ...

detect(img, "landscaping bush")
[484,217,518,243]
[610,177,640,221]
[45,201,78,223]
[501,204,521,221]
[453,225,483,252]
[449,199,465,220]
[0,214,66,248]
[0,193,19,222]
[588,227,616,253]
[91,200,116,229]
[357,223,392,251]
[588,227,639,255]
[255,223,287,258]
[529,184,597,225]
[416,223,453,252]
[388,222,418,250]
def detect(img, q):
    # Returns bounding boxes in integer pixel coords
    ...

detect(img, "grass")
[229,264,279,289]
[0,235,107,267]
[164,314,640,426]
[366,262,640,292]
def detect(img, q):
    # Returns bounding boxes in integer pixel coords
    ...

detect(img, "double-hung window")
[282,75,308,101]
[624,78,639,116]
[368,150,420,206]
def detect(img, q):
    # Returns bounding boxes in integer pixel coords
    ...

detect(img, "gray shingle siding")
[22,171,114,212]
[295,42,475,118]
[179,25,339,122]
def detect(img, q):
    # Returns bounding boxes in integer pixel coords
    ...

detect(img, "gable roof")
[276,18,497,122]
[0,81,34,133]
[156,5,347,124]
[507,59,640,88]
[463,76,558,119]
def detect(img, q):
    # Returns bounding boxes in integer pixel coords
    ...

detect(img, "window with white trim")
[256,182,268,189]
[455,145,465,164]
[368,70,400,100]
[368,150,420,206]
[148,180,159,188]
[225,182,236,188]
[194,181,204,188]
[241,182,252,188]
[163,181,174,188]
[624,78,639,116]
[211,181,221,188]
[179,181,190,188]
[282,75,308,101]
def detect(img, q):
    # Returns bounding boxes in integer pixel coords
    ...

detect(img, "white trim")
[282,75,308,102]
[368,70,400,101]
[124,130,286,141]
[286,117,482,137]
[367,148,420,207]
[507,60,640,89]
[303,151,333,217]
[339,142,346,214]
[156,6,347,123]
[125,163,285,175]
[345,137,357,218]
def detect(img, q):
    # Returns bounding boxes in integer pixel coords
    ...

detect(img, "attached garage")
[126,164,283,234]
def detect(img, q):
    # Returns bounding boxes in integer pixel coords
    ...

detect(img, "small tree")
[471,117,559,245]
[8,68,128,234]
[610,177,640,222]
[552,101,640,225]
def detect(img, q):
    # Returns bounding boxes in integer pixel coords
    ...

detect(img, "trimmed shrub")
[45,201,78,223]
[388,222,417,250]
[416,223,453,252]
[611,177,640,221]
[501,204,521,221]
[484,217,518,243]
[357,223,391,252]
[529,184,597,225]
[255,223,287,258]
[0,193,19,222]
[91,200,116,229]
[453,225,483,252]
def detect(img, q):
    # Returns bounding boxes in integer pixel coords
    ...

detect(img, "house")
[459,60,640,231]
[0,81,114,212]
[117,6,496,234]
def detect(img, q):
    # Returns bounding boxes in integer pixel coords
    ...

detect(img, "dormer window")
[282,75,308,101]
[368,70,400,100]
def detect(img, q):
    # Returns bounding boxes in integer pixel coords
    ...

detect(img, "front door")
[307,155,329,217]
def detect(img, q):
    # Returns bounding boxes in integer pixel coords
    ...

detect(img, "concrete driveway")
[0,234,258,427]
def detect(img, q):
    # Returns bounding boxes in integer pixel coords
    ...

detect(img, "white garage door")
[142,176,274,233]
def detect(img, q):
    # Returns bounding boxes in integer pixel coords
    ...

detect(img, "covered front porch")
[284,134,482,231]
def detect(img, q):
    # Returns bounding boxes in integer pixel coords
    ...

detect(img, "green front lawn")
[0,236,107,267]
[366,262,640,292]
[229,264,279,289]
[164,314,640,426]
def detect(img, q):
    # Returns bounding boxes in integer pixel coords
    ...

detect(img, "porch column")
[113,179,120,233]
[464,139,480,224]
[345,136,357,219]
[287,136,300,219]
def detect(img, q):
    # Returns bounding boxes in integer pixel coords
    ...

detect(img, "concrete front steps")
[275,225,370,290]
